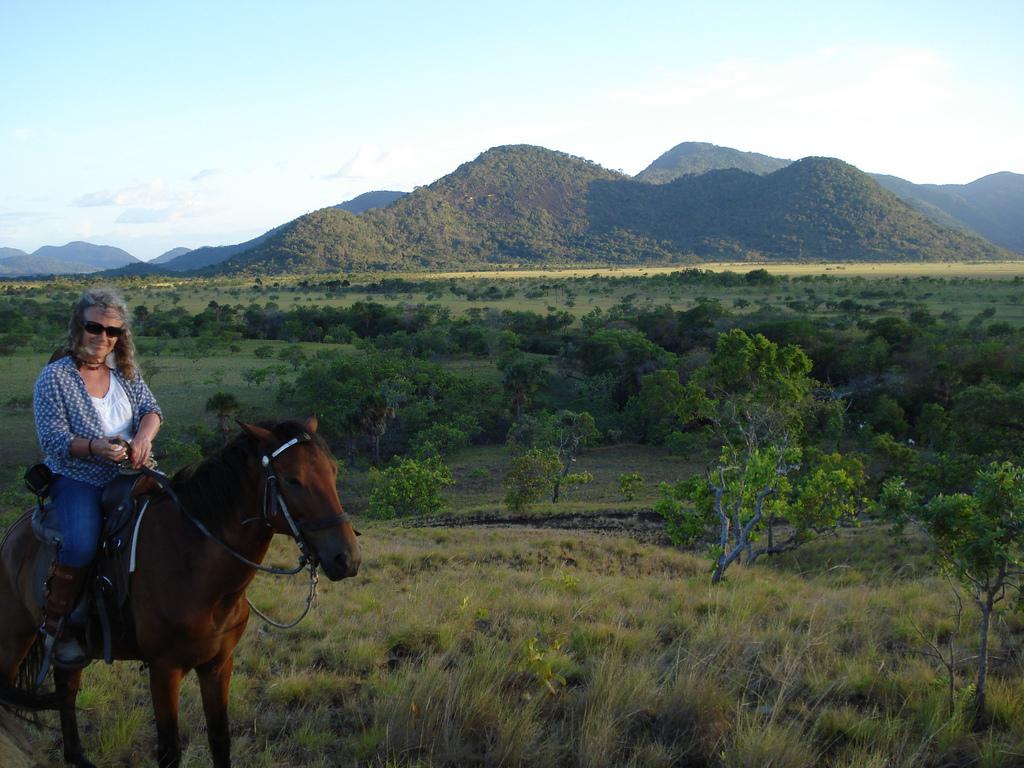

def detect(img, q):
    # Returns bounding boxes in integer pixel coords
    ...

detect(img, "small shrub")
[618,472,644,501]
[367,456,454,519]
[654,480,708,546]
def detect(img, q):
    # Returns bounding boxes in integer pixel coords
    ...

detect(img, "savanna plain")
[2,263,1024,767]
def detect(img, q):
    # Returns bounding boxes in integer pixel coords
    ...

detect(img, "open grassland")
[19,523,1024,767]
[8,261,1024,319]
[412,261,1024,281]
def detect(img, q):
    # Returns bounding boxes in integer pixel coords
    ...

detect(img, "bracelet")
[88,438,95,456]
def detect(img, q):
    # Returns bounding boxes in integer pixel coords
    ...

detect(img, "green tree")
[882,462,1024,725]
[755,450,866,561]
[550,411,597,503]
[278,346,308,370]
[574,328,674,404]
[666,329,849,583]
[654,477,710,547]
[499,353,549,421]
[361,378,409,464]
[505,448,561,513]
[205,392,241,444]
[693,328,813,450]
[626,369,694,445]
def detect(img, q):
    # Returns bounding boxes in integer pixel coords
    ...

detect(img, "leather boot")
[42,563,90,669]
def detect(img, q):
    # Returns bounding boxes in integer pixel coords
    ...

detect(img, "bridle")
[257,432,352,566]
[136,432,352,628]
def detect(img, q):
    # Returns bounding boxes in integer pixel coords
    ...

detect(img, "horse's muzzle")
[320,550,360,581]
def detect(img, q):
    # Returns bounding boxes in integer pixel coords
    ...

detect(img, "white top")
[90,375,133,441]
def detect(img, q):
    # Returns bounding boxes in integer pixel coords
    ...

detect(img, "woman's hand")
[130,412,161,469]
[129,434,153,469]
[94,438,129,463]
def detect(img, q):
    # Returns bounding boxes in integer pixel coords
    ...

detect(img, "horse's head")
[239,417,361,581]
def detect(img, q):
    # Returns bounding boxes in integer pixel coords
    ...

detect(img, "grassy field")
[18,523,1024,768]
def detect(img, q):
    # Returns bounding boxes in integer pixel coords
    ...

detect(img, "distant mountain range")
[871,171,1024,254]
[0,241,140,276]
[201,145,1008,273]
[334,190,407,214]
[2,142,1021,277]
[149,247,192,264]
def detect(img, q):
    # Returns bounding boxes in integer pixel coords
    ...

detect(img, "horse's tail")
[0,682,59,712]
[0,640,59,712]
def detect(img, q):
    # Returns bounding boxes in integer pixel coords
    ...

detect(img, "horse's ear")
[303,415,319,434]
[236,420,273,442]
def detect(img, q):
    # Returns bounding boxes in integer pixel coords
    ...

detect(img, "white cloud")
[115,207,176,224]
[72,181,183,208]
[115,200,222,225]
[324,143,429,184]
[191,168,220,182]
[327,144,395,180]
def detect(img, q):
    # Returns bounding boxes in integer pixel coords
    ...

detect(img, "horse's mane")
[169,420,327,533]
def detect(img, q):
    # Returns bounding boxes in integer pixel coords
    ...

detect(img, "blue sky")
[2,0,1022,260]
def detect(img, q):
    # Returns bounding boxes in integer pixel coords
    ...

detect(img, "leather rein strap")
[140,432,348,577]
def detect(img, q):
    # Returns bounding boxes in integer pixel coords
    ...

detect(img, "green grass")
[17,523,1024,767]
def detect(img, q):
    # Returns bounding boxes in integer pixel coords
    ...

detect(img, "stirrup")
[52,632,89,670]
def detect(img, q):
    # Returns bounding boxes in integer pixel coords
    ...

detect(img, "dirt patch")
[402,509,671,545]
[0,711,38,768]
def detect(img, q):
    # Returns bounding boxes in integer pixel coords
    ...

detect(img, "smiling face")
[79,306,125,364]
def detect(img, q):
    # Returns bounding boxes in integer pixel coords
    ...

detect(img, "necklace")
[77,358,107,371]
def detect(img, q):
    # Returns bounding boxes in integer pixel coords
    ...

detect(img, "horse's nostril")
[334,552,359,575]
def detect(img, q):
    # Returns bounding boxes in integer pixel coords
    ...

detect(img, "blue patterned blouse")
[33,355,163,486]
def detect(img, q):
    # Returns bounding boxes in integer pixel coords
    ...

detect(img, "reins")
[137,431,350,625]
[140,465,308,577]
[245,561,319,629]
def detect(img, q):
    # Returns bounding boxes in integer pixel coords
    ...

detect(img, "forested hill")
[636,141,791,182]
[591,157,1004,261]
[633,142,1024,256]
[212,145,1008,274]
[220,145,629,273]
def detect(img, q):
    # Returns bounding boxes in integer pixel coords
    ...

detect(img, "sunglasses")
[81,320,125,338]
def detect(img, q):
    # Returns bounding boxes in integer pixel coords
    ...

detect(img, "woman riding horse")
[3,416,360,767]
[33,286,161,668]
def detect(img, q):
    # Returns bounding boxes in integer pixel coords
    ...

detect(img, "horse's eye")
[285,477,303,487]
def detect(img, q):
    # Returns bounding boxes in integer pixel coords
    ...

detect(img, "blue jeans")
[50,475,103,568]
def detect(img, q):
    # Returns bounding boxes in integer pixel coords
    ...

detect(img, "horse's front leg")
[54,667,95,768]
[149,661,184,768]
[196,653,234,767]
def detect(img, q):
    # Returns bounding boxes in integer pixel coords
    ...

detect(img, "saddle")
[27,466,167,664]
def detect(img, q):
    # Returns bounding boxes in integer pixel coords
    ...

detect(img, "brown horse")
[0,417,360,768]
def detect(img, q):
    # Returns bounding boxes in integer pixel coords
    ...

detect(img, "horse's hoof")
[65,750,97,768]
